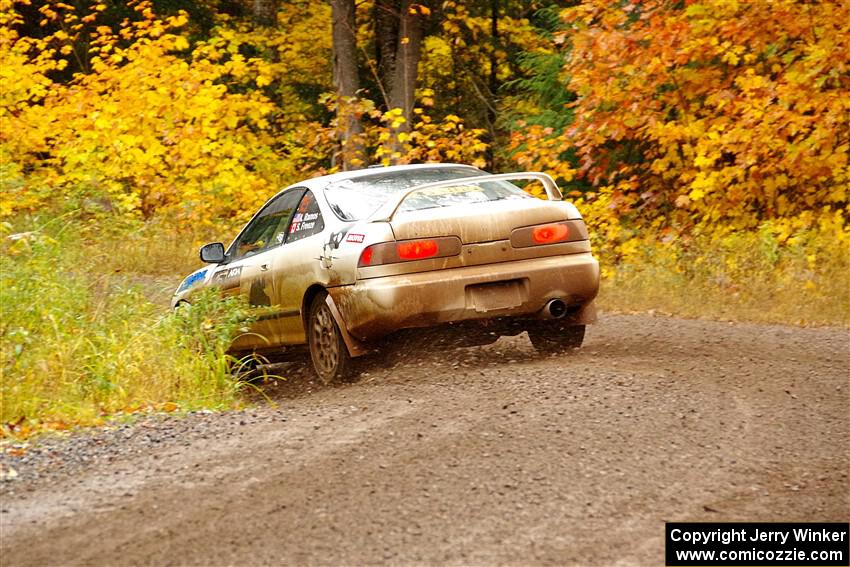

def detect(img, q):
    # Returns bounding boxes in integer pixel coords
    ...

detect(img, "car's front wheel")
[528,323,585,354]
[308,292,354,384]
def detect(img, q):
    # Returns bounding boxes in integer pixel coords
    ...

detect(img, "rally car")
[173,164,599,383]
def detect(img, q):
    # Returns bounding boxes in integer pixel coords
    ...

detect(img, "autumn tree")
[328,0,432,165]
[420,0,560,169]
[512,0,849,227]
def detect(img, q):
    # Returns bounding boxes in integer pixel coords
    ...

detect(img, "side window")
[286,190,325,243]
[232,189,303,260]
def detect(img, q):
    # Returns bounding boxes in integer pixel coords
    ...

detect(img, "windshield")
[324,167,532,221]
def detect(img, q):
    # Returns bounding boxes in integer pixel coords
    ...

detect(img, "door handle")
[260,263,269,271]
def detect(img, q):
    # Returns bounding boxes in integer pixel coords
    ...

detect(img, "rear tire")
[528,323,585,354]
[308,292,354,384]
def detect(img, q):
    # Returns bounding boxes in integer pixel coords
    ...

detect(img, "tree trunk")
[253,0,278,27]
[375,0,399,103]
[486,0,500,170]
[387,0,424,132]
[332,0,363,169]
[374,1,428,161]
[489,0,499,97]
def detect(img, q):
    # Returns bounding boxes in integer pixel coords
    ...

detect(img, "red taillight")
[510,220,587,248]
[358,237,462,267]
[397,239,438,260]
[532,223,569,244]
[359,246,374,266]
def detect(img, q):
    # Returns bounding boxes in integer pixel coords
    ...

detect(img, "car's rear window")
[324,167,532,221]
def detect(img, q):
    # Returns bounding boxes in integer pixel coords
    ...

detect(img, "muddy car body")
[173,164,600,381]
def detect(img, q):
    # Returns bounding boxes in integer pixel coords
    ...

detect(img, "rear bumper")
[328,252,600,342]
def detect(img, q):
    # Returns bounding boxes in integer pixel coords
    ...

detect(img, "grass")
[596,224,849,327]
[0,215,252,438]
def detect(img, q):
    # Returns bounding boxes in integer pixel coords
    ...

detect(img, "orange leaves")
[1,417,75,441]
[504,0,849,277]
[0,402,183,441]
[535,0,850,226]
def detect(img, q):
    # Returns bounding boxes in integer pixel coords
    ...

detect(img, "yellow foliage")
[1,1,302,223]
[320,96,489,171]
[1,0,490,224]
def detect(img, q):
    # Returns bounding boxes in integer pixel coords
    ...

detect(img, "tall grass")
[0,216,250,437]
[597,222,849,326]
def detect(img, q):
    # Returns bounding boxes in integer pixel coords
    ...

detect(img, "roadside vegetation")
[597,219,848,326]
[0,217,253,438]
[1,0,847,436]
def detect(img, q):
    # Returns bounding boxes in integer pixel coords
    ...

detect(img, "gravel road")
[1,313,848,566]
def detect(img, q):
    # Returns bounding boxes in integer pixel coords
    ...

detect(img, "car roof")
[292,163,484,191]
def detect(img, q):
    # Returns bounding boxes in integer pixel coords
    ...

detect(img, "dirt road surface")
[2,313,848,566]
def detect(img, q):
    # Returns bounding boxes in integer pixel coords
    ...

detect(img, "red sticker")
[346,233,365,243]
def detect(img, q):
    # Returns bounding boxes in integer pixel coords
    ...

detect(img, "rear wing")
[369,172,563,223]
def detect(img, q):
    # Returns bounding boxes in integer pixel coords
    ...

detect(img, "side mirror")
[199,242,225,264]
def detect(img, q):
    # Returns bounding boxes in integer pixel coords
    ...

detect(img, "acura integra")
[173,164,599,382]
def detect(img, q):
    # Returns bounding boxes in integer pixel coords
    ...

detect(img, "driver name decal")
[290,211,320,234]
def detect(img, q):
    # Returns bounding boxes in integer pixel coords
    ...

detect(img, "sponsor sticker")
[177,269,207,293]
[212,265,242,289]
[346,233,365,243]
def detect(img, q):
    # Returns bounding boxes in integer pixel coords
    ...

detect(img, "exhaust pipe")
[542,298,568,319]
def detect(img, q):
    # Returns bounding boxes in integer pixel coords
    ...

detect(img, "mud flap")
[324,294,371,358]
[567,301,598,325]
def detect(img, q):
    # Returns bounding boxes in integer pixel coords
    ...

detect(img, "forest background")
[1,0,848,436]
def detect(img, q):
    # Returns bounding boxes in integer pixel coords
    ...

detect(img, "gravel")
[1,313,848,566]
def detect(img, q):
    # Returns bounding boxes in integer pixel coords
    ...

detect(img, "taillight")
[359,246,374,266]
[358,237,461,267]
[397,239,438,260]
[532,223,569,244]
[511,220,588,248]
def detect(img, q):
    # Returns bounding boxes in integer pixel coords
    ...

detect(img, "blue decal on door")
[178,269,208,293]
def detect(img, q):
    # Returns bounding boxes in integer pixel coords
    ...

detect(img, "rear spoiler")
[369,172,563,223]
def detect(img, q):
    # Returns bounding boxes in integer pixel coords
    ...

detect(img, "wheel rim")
[310,303,339,378]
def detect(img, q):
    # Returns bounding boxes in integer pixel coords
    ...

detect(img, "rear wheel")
[308,292,354,384]
[528,323,585,354]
